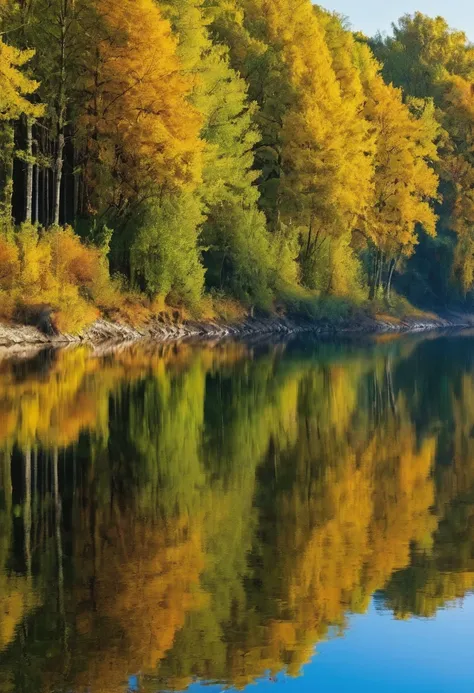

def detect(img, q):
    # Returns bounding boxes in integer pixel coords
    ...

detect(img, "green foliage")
[300,232,366,302]
[203,203,273,307]
[131,194,205,308]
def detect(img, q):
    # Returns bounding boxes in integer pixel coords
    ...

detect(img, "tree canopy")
[0,3,474,327]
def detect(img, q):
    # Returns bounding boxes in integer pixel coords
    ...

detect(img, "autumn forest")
[1,1,474,330]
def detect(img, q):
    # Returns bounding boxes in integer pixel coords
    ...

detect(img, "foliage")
[1,3,474,325]
[370,13,474,302]
[0,223,122,331]
[131,193,205,308]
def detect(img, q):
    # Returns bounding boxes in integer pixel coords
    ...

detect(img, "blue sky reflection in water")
[184,597,474,693]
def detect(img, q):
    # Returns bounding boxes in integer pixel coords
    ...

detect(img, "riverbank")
[0,309,473,347]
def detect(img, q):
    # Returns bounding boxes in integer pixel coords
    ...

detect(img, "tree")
[0,37,43,222]
[131,192,205,307]
[158,0,274,306]
[355,42,439,300]
[208,0,374,292]
[81,0,203,220]
[371,13,474,300]
[440,76,474,292]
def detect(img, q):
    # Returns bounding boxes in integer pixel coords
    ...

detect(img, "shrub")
[0,234,19,291]
[0,224,106,332]
[131,193,205,309]
[203,204,275,309]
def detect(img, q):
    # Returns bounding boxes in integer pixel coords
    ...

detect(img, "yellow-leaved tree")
[82,0,203,217]
[239,0,374,292]
[439,75,474,292]
[0,38,43,221]
[355,43,439,300]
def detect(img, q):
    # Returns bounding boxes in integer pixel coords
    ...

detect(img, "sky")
[319,0,474,41]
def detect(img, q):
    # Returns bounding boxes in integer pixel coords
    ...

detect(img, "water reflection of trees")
[0,335,474,691]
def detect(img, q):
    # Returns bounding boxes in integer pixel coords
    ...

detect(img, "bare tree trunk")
[386,257,397,303]
[53,0,70,227]
[370,250,383,300]
[25,118,33,223]
[45,157,50,226]
[375,251,384,297]
[63,160,68,224]
[73,163,79,221]
[369,251,377,300]
[73,173,79,221]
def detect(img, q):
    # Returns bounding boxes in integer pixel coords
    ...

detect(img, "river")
[0,332,473,691]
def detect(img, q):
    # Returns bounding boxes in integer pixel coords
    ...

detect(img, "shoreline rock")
[0,311,473,349]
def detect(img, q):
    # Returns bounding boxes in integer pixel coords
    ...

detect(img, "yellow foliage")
[82,0,203,211]
[0,38,43,121]
[356,44,439,259]
[0,225,111,332]
[0,235,18,290]
[262,0,373,233]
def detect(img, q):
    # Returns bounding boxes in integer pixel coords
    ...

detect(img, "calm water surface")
[1,332,474,692]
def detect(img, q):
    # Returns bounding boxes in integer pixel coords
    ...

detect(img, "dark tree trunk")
[53,0,71,227]
[375,251,384,297]
[73,144,79,221]
[369,250,383,300]
[34,158,40,223]
[46,164,50,225]
[24,446,32,577]
[0,124,15,221]
[25,118,33,223]
[369,251,377,300]
[54,133,65,226]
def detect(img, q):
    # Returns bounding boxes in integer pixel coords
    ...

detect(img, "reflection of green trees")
[1,335,474,691]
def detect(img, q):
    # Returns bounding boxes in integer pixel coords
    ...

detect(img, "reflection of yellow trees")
[0,576,37,654]
[211,381,438,685]
[0,348,105,449]
[2,338,474,691]
[0,342,249,453]
[0,451,38,656]
[70,511,207,693]
[382,370,474,619]
[153,358,441,689]
[363,419,437,589]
